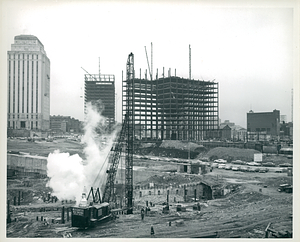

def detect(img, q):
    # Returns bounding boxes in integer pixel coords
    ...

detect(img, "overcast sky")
[1,0,298,127]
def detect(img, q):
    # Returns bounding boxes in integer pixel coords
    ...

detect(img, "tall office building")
[122,76,219,141]
[7,35,50,130]
[84,74,115,128]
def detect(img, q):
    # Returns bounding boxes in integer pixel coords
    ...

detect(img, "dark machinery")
[71,53,135,228]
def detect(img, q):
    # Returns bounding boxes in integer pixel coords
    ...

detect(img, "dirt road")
[7,162,292,238]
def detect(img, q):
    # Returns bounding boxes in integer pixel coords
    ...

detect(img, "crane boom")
[90,53,134,212]
[102,114,128,203]
[81,67,98,81]
[144,46,152,80]
[125,53,134,214]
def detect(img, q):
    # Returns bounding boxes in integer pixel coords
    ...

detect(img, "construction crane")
[81,67,98,81]
[71,53,135,228]
[144,43,153,80]
[125,52,134,214]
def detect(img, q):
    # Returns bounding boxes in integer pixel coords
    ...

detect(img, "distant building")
[206,125,232,140]
[232,127,247,141]
[84,74,115,129]
[247,109,280,140]
[219,120,235,129]
[219,120,246,141]
[280,122,293,141]
[7,35,50,131]
[221,125,232,140]
[50,115,82,133]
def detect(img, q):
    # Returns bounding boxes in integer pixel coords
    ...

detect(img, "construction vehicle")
[277,184,293,193]
[71,53,135,228]
[71,116,126,228]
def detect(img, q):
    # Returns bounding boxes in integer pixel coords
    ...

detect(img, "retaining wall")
[7,153,47,176]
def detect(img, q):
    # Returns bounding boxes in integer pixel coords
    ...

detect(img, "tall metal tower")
[125,53,134,214]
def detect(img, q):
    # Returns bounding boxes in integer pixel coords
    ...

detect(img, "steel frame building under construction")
[122,75,219,142]
[84,73,115,128]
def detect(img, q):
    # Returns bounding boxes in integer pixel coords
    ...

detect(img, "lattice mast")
[125,53,134,214]
[101,116,128,203]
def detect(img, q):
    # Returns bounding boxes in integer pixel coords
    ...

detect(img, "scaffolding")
[122,76,218,142]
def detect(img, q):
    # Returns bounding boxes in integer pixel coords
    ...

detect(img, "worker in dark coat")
[141,207,145,220]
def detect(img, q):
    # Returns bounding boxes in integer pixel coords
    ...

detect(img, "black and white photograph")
[1,0,298,239]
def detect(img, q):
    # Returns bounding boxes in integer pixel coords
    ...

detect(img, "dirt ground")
[6,139,293,238]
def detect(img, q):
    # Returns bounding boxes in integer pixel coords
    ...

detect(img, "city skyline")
[1,0,297,128]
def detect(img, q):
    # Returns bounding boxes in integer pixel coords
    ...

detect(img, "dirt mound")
[148,148,199,159]
[204,147,260,162]
[136,140,206,159]
[229,190,270,204]
[136,141,263,162]
[160,140,205,152]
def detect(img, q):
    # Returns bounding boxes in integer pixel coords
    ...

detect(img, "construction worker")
[141,207,145,220]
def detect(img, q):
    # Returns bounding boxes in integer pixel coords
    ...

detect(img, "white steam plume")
[47,101,118,204]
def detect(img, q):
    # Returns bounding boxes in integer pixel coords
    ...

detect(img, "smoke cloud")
[46,101,118,204]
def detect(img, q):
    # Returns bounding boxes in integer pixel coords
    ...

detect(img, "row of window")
[8,58,39,114]
[8,114,39,119]
[255,128,271,132]
[8,121,38,129]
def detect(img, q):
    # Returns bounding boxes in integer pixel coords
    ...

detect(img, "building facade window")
[13,58,15,113]
[22,54,24,113]
[31,57,34,114]
[27,56,29,113]
[18,57,20,113]
[8,60,11,113]
[36,58,38,113]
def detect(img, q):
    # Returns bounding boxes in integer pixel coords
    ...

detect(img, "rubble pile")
[136,174,202,187]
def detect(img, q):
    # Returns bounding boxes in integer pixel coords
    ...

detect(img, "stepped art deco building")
[7,35,50,131]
